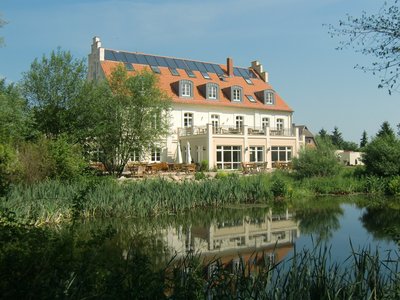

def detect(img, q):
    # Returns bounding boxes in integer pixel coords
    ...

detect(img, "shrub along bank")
[1,168,397,225]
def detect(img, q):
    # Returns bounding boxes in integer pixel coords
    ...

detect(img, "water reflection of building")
[163,208,300,264]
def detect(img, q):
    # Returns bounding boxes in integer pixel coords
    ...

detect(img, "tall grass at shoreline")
[0,170,393,224]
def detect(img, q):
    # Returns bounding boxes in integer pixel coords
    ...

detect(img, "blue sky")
[1,0,399,143]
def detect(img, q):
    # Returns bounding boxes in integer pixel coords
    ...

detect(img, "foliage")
[17,136,86,184]
[342,140,359,151]
[74,66,171,176]
[362,134,400,177]
[376,120,396,139]
[360,130,368,148]
[328,0,400,94]
[331,126,344,149]
[292,137,342,178]
[1,212,400,299]
[0,79,34,144]
[199,160,208,172]
[271,176,288,198]
[21,48,87,138]
[387,176,400,195]
[194,171,206,181]
[0,143,17,196]
[2,171,387,225]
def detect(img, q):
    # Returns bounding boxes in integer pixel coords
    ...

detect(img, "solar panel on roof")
[145,55,158,66]
[174,59,188,70]
[135,54,148,65]
[233,67,242,77]
[155,56,169,67]
[211,64,225,75]
[104,50,117,61]
[114,51,126,62]
[165,58,178,69]
[125,53,139,64]
[194,61,207,72]
[237,68,250,78]
[185,60,199,71]
[204,63,215,73]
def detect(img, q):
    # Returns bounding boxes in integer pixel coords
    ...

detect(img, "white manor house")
[88,37,314,170]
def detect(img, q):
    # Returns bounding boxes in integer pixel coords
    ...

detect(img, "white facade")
[88,37,308,170]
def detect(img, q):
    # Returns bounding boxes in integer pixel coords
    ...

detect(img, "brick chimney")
[227,57,233,77]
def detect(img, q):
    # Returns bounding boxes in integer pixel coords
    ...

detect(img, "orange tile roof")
[100,56,293,112]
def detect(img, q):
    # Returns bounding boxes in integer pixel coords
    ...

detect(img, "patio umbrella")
[186,141,192,164]
[175,141,183,164]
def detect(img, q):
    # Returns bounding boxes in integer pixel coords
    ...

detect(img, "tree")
[292,137,342,178]
[318,128,328,138]
[331,126,344,149]
[376,121,395,138]
[360,130,368,148]
[328,0,400,94]
[75,66,171,176]
[0,79,34,144]
[21,48,86,138]
[342,141,359,151]
[362,134,400,177]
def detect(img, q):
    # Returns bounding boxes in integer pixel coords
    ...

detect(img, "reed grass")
[1,171,387,224]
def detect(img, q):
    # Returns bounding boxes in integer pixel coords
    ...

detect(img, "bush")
[17,136,87,183]
[362,135,400,177]
[199,160,208,172]
[292,139,342,178]
[387,176,400,195]
[271,177,288,198]
[215,171,228,179]
[0,144,18,196]
[194,172,206,181]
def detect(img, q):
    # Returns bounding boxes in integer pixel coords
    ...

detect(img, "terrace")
[178,125,296,137]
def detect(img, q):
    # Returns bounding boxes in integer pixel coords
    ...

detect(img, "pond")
[75,195,400,267]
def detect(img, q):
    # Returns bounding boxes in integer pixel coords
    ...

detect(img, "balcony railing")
[178,126,295,137]
[269,127,295,137]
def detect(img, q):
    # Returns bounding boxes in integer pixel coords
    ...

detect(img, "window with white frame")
[216,146,242,170]
[235,116,244,131]
[211,114,219,133]
[183,112,193,127]
[261,117,269,130]
[207,83,218,100]
[264,90,275,104]
[271,146,292,162]
[180,80,193,97]
[151,147,161,162]
[250,146,264,162]
[276,118,284,130]
[233,88,242,101]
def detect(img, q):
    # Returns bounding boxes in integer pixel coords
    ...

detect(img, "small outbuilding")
[335,150,364,166]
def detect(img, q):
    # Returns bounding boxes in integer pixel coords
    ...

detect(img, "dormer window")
[206,83,219,100]
[232,86,243,102]
[264,89,275,105]
[179,80,193,98]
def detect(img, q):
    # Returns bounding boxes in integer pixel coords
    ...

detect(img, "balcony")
[178,125,296,137]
